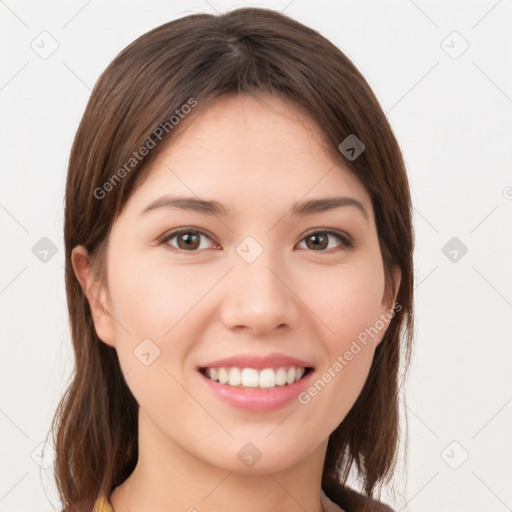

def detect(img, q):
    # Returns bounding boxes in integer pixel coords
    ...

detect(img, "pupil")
[309,234,326,250]
[181,233,199,249]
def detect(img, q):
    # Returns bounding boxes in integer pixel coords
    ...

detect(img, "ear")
[376,265,402,346]
[71,245,116,348]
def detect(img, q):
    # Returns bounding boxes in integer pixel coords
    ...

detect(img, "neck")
[110,408,328,512]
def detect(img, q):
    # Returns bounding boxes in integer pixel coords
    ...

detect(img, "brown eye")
[176,232,200,250]
[305,233,329,250]
[299,231,353,252]
[159,229,215,252]
[158,228,353,255]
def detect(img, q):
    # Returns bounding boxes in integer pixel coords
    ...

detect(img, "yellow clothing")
[92,493,114,512]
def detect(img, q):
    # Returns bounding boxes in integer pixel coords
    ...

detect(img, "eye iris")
[306,233,328,250]
[178,232,200,250]
[168,231,343,252]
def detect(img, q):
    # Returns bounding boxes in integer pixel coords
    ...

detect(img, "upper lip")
[199,352,315,370]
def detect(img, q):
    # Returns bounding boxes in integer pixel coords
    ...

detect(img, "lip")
[198,352,314,371]
[198,367,314,412]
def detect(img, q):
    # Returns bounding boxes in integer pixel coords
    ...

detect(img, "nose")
[220,253,300,336]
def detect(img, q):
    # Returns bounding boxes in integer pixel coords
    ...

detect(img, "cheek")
[298,258,386,344]
[106,260,204,414]
[296,265,384,431]
[108,254,212,337]
[107,257,220,395]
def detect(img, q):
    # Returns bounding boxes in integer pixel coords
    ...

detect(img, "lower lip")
[199,370,314,412]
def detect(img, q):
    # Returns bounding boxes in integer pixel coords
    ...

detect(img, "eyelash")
[156,227,354,254]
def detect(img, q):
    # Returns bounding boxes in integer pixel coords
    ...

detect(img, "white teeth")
[275,367,287,385]
[203,366,309,389]
[286,367,296,385]
[241,368,259,387]
[218,368,229,385]
[228,367,241,386]
[259,368,275,388]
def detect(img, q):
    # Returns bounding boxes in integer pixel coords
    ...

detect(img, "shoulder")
[321,487,395,512]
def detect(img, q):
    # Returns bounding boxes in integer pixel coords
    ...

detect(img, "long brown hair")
[48,7,414,511]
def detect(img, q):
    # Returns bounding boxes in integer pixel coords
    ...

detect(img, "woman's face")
[76,93,399,474]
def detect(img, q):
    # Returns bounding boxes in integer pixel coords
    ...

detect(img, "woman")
[49,7,414,512]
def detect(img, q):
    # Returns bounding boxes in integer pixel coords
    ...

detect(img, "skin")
[72,93,400,512]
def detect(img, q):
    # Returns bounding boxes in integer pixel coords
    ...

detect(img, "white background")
[1,1,511,511]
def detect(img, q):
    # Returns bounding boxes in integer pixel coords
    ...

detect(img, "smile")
[199,366,313,389]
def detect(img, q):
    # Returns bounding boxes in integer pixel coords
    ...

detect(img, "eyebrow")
[139,195,369,222]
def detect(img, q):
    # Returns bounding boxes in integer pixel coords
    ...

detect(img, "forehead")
[122,93,372,221]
